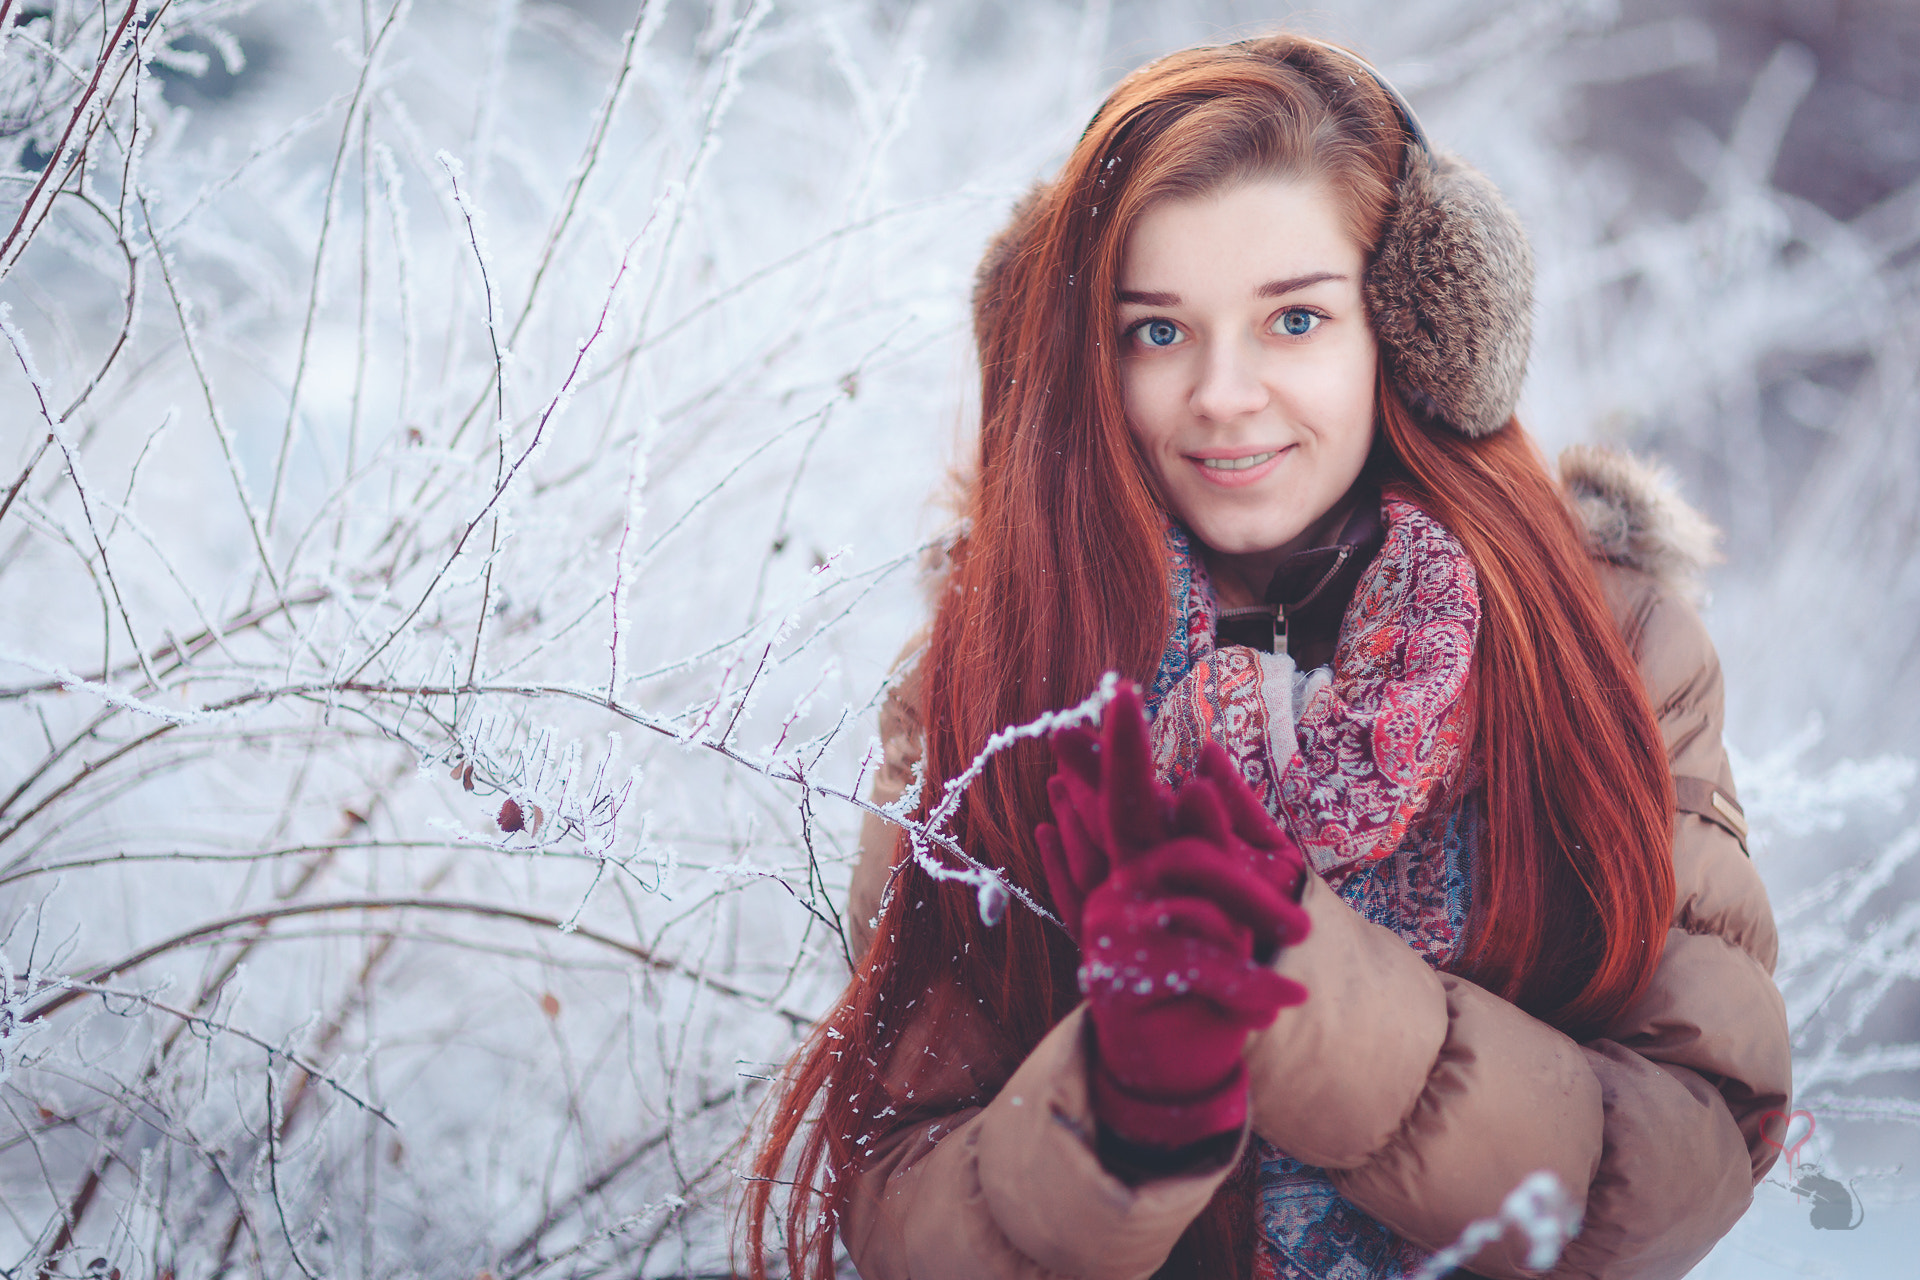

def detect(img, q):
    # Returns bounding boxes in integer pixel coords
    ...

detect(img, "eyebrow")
[1258,271,1346,298]
[1116,272,1348,307]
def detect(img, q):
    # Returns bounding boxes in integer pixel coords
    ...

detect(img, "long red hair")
[743,35,1674,1279]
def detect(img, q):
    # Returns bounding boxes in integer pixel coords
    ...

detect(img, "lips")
[1199,450,1280,472]
[1188,445,1290,487]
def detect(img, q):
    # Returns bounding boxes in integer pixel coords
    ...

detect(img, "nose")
[1189,333,1270,423]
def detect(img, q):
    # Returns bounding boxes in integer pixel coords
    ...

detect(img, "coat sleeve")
[842,636,1239,1279]
[1241,570,1791,1279]
[842,999,1242,1280]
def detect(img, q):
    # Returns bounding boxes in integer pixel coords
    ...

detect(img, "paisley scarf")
[1143,497,1483,1280]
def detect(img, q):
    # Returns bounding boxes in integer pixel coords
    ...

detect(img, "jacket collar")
[1214,486,1386,670]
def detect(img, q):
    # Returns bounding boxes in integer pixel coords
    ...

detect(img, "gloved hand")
[1039,682,1309,933]
[1035,683,1311,1150]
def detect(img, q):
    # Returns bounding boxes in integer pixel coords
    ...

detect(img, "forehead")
[1119,176,1363,290]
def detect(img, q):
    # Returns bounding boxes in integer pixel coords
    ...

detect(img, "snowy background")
[0,0,1915,1275]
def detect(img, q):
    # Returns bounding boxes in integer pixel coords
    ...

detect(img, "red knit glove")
[1038,686,1310,933]
[1035,684,1311,1150]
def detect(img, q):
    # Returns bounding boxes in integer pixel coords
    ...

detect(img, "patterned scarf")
[1143,498,1484,1280]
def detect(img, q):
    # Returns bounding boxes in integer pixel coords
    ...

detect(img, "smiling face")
[1116,177,1378,605]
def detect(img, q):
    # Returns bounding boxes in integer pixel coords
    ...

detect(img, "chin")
[1195,521,1302,557]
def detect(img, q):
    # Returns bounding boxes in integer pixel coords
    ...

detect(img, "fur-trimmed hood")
[1560,444,1720,603]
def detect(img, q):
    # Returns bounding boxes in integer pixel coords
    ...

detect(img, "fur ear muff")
[1366,154,1534,438]
[972,181,1050,350]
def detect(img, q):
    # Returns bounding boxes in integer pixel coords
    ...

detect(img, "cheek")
[1321,343,1378,446]
[1120,363,1181,457]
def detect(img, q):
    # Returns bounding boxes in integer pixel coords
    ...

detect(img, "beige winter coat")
[839,448,1791,1279]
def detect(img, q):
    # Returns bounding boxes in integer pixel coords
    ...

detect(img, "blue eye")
[1134,318,1181,348]
[1274,308,1322,337]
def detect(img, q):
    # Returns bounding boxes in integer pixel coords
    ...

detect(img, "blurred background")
[0,0,1915,1275]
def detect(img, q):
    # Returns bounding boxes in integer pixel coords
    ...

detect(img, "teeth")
[1200,451,1279,471]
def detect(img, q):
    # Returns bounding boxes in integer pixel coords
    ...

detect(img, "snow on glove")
[1033,682,1312,1150]
[1078,837,1307,1147]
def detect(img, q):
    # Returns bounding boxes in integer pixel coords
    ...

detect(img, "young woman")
[746,33,1791,1280]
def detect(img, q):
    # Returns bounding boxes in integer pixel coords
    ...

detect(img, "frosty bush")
[0,0,1914,1276]
[0,0,975,1271]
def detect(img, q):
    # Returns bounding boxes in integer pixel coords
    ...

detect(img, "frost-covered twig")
[896,672,1121,928]
[495,1084,745,1275]
[21,896,813,1027]
[264,1067,323,1280]
[341,190,667,687]
[1408,1172,1580,1280]
[26,978,394,1124]
[138,186,290,604]
[264,0,409,536]
[2,310,163,691]
[606,419,654,701]
[0,0,144,280]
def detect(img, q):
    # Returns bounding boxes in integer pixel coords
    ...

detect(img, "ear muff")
[972,36,1535,440]
[971,180,1048,352]
[1327,45,1535,439]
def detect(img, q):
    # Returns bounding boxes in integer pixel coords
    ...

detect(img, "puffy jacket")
[839,448,1791,1279]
